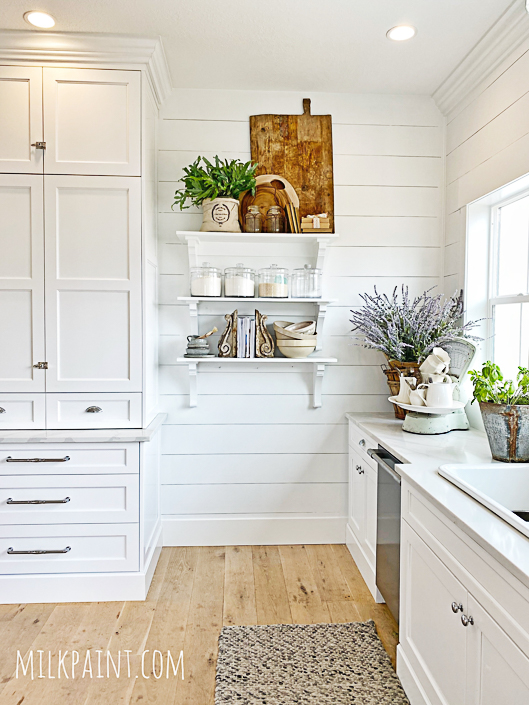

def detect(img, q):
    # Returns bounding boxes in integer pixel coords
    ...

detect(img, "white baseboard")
[162,515,347,546]
[397,645,431,705]
[345,523,384,602]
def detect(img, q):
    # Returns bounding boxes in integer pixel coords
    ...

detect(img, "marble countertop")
[0,413,167,443]
[346,412,529,591]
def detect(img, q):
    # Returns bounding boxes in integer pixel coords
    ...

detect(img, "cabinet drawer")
[0,523,139,574]
[0,444,139,476]
[0,395,45,430]
[349,422,377,468]
[46,394,142,429]
[0,474,138,525]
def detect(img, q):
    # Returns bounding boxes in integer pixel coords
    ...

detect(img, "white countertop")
[0,413,167,443]
[346,412,529,591]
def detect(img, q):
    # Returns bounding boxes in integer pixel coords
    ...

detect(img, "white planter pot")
[200,198,241,233]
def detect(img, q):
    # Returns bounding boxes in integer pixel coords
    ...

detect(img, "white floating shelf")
[176,231,338,245]
[177,297,337,304]
[176,357,338,409]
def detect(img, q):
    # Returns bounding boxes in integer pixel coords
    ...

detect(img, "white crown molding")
[0,30,173,107]
[432,1,529,116]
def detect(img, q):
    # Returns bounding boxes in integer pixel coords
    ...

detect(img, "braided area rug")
[215,620,409,704]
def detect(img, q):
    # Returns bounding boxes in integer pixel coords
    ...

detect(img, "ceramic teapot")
[417,374,457,408]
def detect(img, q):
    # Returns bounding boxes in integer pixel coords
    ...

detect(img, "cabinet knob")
[85,406,102,413]
[0,408,5,414]
[358,439,366,448]
[451,602,463,614]
[461,614,474,627]
[356,464,364,474]
[31,142,46,149]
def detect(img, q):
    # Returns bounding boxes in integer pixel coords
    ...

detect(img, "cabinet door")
[44,175,142,392]
[466,595,529,705]
[364,464,378,569]
[43,68,140,176]
[0,67,43,174]
[0,175,45,392]
[400,521,468,705]
[348,448,366,541]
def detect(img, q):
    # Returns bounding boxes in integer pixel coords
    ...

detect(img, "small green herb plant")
[469,361,529,405]
[172,156,258,210]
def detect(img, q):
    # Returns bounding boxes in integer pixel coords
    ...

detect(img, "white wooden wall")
[157,89,444,545]
[444,41,529,294]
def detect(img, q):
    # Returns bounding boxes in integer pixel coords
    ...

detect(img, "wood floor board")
[0,544,399,704]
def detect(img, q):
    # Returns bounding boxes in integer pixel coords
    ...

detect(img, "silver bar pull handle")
[7,546,71,555]
[5,456,70,463]
[7,497,70,505]
[367,448,402,484]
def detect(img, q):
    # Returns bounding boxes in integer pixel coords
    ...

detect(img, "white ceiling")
[0,0,518,94]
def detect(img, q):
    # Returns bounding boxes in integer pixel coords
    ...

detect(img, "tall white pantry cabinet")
[0,32,172,603]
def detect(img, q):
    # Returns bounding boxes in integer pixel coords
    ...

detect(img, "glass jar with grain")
[258,264,289,298]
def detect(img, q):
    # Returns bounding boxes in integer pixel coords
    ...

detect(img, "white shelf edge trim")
[176,357,338,409]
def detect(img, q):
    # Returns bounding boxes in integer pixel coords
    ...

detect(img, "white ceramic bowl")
[274,321,317,341]
[277,340,317,358]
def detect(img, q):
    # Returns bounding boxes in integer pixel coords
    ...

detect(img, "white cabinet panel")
[348,448,366,540]
[46,393,142,429]
[0,523,139,574]
[0,474,139,525]
[44,176,142,392]
[0,67,43,174]
[364,464,377,568]
[401,521,468,705]
[0,175,45,392]
[43,68,140,176]
[0,394,45,430]
[0,444,139,476]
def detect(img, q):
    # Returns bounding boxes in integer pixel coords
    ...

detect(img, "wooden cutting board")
[250,99,334,232]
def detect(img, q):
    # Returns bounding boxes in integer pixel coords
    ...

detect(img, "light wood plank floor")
[0,545,398,705]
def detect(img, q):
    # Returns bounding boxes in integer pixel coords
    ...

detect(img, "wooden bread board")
[250,99,334,232]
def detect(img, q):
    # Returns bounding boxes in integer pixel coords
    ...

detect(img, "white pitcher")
[418,375,456,408]
[395,376,417,405]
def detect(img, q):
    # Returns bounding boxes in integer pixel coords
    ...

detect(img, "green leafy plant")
[469,362,529,405]
[172,156,258,210]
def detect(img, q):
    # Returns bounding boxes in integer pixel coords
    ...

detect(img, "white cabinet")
[0,394,46,429]
[0,174,45,391]
[349,448,365,538]
[42,68,141,176]
[0,66,43,174]
[44,175,142,392]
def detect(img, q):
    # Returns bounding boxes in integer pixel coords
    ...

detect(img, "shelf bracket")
[315,237,332,272]
[312,363,326,408]
[186,236,201,270]
[188,300,199,336]
[315,303,329,352]
[188,362,198,407]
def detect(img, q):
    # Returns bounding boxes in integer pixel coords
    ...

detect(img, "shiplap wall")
[157,89,444,545]
[444,40,529,294]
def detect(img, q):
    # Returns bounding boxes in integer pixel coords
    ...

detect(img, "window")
[490,193,529,379]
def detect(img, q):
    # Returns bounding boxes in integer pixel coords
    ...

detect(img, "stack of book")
[237,316,256,358]
[285,203,301,233]
[301,214,332,233]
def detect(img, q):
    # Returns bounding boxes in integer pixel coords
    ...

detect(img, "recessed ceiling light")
[386,25,417,41]
[23,11,56,28]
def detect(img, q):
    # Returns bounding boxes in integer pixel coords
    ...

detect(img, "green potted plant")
[469,362,529,462]
[172,156,258,233]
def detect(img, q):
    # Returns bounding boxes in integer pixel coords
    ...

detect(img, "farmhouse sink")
[438,464,529,540]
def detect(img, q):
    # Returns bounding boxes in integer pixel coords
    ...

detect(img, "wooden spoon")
[197,327,218,339]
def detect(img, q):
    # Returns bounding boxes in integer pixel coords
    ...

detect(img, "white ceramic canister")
[224,264,256,297]
[190,262,222,297]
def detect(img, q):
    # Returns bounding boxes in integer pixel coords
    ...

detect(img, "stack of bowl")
[273,321,317,358]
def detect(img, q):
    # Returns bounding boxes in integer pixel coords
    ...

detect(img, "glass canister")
[258,264,289,298]
[291,264,323,298]
[245,205,262,233]
[190,262,222,297]
[266,206,285,233]
[224,264,256,297]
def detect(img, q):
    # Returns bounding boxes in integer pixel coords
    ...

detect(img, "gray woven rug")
[215,620,409,704]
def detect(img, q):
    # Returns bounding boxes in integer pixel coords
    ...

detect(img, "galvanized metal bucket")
[480,402,529,462]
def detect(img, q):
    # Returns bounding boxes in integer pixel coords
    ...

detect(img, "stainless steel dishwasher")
[368,445,402,625]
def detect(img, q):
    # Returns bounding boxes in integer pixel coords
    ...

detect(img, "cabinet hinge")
[33,362,48,369]
[31,142,46,150]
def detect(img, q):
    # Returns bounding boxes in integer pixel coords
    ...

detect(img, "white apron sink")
[438,463,529,540]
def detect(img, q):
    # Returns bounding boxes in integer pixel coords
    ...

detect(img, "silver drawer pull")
[7,497,70,505]
[358,439,366,447]
[356,464,365,475]
[5,456,70,463]
[451,602,463,614]
[7,546,71,555]
[0,408,5,414]
[85,406,102,413]
[461,614,474,627]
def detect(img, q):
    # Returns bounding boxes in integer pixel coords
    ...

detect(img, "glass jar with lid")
[245,205,262,233]
[266,206,285,233]
[190,262,222,297]
[291,264,323,298]
[258,264,289,298]
[224,264,256,297]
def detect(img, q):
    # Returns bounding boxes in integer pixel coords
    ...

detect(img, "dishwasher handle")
[368,448,401,484]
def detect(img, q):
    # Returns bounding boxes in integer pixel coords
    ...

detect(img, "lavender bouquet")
[350,287,481,363]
